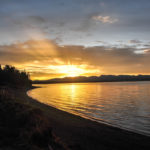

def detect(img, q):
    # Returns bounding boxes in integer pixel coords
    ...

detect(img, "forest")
[0,65,31,87]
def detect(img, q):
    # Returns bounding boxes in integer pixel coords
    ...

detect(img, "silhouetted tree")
[0,65,31,87]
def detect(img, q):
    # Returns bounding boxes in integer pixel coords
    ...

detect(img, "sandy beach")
[17,87,150,150]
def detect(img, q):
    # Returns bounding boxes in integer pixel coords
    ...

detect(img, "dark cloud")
[0,0,150,78]
[12,16,46,28]
[129,40,142,44]
[0,39,150,77]
[27,16,46,23]
[0,0,150,45]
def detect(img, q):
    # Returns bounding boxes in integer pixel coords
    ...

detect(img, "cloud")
[129,40,142,44]
[27,16,46,23]
[12,15,46,30]
[92,15,118,24]
[143,49,150,53]
[0,0,150,46]
[1,39,150,79]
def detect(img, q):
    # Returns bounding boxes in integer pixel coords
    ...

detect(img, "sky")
[0,0,150,80]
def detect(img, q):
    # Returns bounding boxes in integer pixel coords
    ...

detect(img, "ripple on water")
[28,82,150,136]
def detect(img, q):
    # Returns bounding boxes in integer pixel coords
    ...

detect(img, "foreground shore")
[23,87,150,150]
[1,86,150,150]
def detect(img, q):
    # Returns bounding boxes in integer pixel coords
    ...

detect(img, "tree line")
[0,65,31,87]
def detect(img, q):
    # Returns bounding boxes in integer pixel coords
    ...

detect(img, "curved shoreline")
[27,86,150,137]
[20,87,150,150]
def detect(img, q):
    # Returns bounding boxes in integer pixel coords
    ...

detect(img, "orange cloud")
[0,39,150,80]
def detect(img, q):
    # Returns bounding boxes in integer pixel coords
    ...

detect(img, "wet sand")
[19,87,150,150]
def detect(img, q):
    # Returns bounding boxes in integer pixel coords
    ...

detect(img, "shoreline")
[0,86,68,150]
[27,86,150,138]
[20,87,150,150]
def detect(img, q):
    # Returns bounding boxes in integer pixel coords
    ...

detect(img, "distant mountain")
[32,75,150,84]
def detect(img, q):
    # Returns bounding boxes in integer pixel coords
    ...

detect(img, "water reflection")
[28,82,150,136]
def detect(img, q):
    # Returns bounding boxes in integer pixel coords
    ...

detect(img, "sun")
[58,65,86,77]
[43,64,101,80]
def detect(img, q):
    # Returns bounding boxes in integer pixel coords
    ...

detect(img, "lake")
[28,81,150,136]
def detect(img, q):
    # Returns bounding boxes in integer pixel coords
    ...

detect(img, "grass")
[0,86,68,150]
[1,86,150,150]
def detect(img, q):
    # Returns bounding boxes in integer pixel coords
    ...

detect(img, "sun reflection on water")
[28,82,150,136]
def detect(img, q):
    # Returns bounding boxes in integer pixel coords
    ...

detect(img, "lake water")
[28,82,150,136]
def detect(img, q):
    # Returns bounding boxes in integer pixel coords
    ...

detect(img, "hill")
[33,75,150,84]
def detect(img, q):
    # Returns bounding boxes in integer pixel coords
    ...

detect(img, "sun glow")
[56,65,87,77]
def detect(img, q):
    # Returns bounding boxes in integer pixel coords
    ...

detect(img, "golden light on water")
[28,82,150,136]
